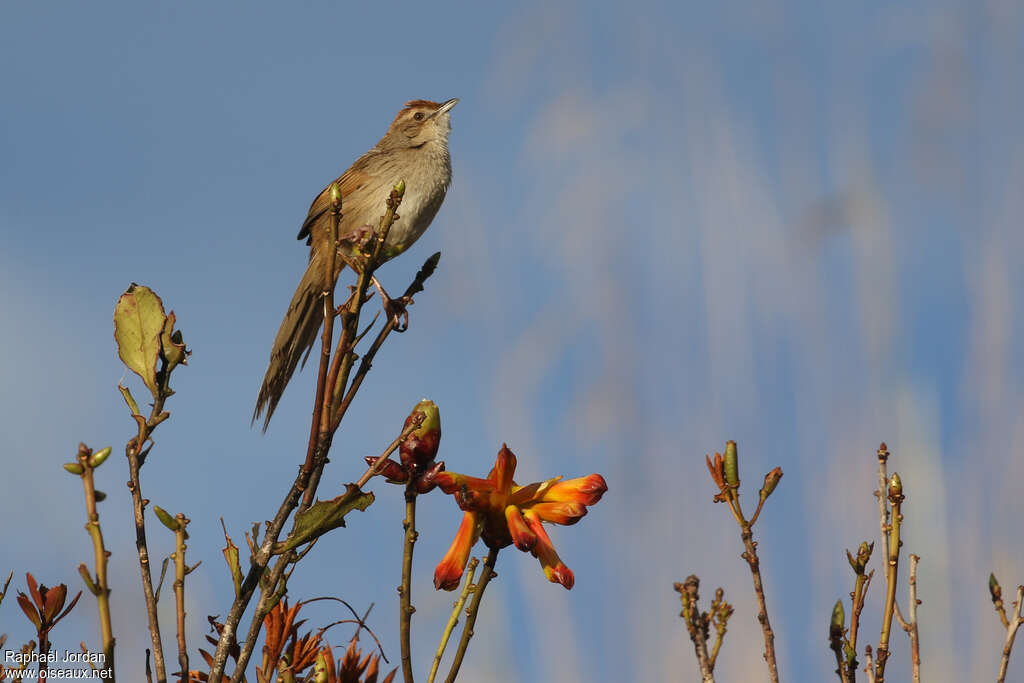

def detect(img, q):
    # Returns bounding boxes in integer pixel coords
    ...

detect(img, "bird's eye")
[413,112,424,121]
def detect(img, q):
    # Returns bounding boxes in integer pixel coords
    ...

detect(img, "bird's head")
[384,98,458,150]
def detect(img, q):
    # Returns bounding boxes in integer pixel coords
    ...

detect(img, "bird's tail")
[253,252,332,430]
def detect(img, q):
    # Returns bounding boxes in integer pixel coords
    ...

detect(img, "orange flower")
[433,445,607,590]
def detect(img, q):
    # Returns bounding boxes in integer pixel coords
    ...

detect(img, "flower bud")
[829,599,845,639]
[399,399,441,469]
[154,505,180,531]
[990,572,1002,602]
[88,446,112,468]
[888,472,903,499]
[724,441,739,487]
[64,462,85,475]
[847,541,873,574]
[759,467,783,501]
[329,181,342,210]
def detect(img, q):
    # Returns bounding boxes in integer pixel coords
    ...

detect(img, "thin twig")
[740,526,779,683]
[444,548,499,683]
[300,184,343,509]
[400,485,419,683]
[172,513,190,683]
[120,380,171,683]
[207,187,407,682]
[831,633,849,683]
[846,568,873,680]
[333,252,441,433]
[675,576,714,682]
[428,558,479,683]
[75,445,117,680]
[874,472,903,683]
[227,553,293,683]
[869,443,889,683]
[997,585,1024,683]
[325,186,403,427]
[208,484,305,681]
[232,352,421,678]
[900,555,921,683]
[356,416,424,490]
[229,277,417,679]
[300,183,407,512]
[829,598,848,683]
[991,573,1011,628]
[38,624,50,679]
[874,444,890,559]
[307,597,388,660]
[708,587,731,672]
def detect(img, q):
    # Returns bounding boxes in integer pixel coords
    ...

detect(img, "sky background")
[2,1,1023,681]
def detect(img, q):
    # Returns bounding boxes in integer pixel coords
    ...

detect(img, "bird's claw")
[384,294,412,332]
[371,275,411,331]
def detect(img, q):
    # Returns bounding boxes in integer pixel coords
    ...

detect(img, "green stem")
[444,548,499,683]
[81,462,116,680]
[875,486,902,682]
[428,559,479,683]
[173,515,189,683]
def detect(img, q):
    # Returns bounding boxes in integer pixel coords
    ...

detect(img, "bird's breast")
[380,149,451,254]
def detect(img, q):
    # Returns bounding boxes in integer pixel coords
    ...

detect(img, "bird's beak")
[430,98,459,118]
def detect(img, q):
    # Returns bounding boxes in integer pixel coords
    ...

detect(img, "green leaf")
[114,284,167,398]
[278,485,374,553]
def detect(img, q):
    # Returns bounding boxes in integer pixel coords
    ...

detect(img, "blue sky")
[2,1,1023,681]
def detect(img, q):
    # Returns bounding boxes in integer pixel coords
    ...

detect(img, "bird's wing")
[296,153,378,244]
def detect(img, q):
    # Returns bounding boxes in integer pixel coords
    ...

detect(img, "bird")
[254,98,457,430]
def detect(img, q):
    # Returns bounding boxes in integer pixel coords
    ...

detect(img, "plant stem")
[444,548,499,683]
[172,514,189,683]
[400,484,418,683]
[997,585,1024,683]
[874,474,903,683]
[208,188,402,682]
[740,526,779,683]
[80,451,116,680]
[830,636,849,683]
[121,381,170,683]
[846,569,873,680]
[428,559,478,683]
[302,182,405,510]
[299,184,342,511]
[904,555,920,683]
[227,554,292,683]
[679,576,714,683]
[38,630,49,678]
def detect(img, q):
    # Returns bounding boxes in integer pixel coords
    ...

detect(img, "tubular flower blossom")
[433,444,607,591]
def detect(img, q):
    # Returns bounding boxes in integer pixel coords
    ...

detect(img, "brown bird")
[254,98,457,429]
